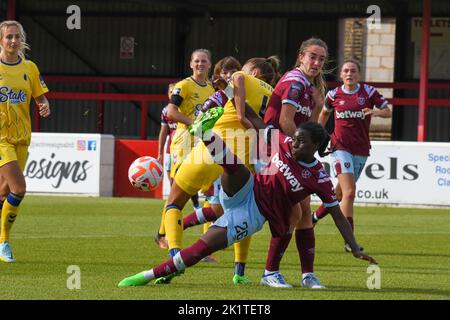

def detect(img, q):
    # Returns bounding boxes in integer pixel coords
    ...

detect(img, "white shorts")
[214,175,266,246]
[330,150,367,182]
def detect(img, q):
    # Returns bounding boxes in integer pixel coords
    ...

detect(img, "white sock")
[264,269,278,276]
[195,208,206,224]
[143,269,155,280]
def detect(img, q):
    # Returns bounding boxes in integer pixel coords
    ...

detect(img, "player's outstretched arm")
[329,205,377,264]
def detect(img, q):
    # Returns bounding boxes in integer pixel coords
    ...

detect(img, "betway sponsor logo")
[271,152,303,192]
[296,104,312,117]
[336,110,365,119]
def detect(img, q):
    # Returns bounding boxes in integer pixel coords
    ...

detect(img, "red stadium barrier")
[114,139,162,198]
[38,76,450,141]
[43,91,168,139]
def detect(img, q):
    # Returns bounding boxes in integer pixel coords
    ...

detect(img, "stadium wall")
[6,0,450,142]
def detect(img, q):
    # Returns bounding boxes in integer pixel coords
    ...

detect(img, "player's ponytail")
[244,55,280,87]
[0,20,30,59]
[265,55,281,86]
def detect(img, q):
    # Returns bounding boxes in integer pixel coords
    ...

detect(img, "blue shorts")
[213,175,266,246]
[330,150,367,182]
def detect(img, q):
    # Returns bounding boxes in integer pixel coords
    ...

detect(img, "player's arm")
[279,104,297,137]
[157,124,169,164]
[244,103,266,130]
[34,94,50,117]
[364,105,392,118]
[318,107,332,127]
[364,87,392,118]
[167,103,194,126]
[318,91,334,127]
[328,205,377,264]
[279,81,306,136]
[232,73,254,129]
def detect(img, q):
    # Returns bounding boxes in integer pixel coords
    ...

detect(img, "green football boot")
[117,272,150,287]
[188,107,224,136]
[232,274,251,285]
[154,270,185,284]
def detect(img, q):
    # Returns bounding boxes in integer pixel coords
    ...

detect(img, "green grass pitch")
[0,195,449,300]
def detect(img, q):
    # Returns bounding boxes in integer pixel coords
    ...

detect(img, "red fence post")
[34,104,40,132]
[97,83,104,134]
[140,101,148,140]
[418,0,431,142]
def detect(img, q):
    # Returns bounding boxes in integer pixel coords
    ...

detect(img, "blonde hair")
[0,20,30,58]
[244,55,281,86]
[167,83,176,98]
[295,37,329,99]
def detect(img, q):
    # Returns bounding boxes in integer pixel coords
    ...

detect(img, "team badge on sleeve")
[39,74,47,88]
[173,87,182,96]
[288,83,301,100]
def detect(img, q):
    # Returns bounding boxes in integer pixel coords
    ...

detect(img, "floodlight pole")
[418,0,431,142]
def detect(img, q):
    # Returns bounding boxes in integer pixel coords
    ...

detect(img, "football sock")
[169,248,180,257]
[164,204,183,254]
[234,236,251,264]
[0,193,23,243]
[234,262,246,276]
[265,233,292,272]
[296,228,315,274]
[151,239,212,279]
[191,193,200,209]
[202,201,212,233]
[264,269,276,276]
[203,221,212,234]
[312,212,319,224]
[158,201,167,235]
[183,207,217,229]
[314,204,328,219]
[347,217,354,231]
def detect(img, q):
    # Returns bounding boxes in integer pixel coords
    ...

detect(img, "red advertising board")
[114,140,162,198]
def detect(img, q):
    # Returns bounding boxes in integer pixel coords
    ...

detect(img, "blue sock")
[234,262,246,276]
[169,248,180,257]
[7,193,23,207]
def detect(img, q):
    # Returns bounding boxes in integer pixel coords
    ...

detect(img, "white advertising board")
[312,141,450,207]
[25,133,115,196]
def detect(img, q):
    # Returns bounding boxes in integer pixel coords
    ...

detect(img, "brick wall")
[340,18,396,140]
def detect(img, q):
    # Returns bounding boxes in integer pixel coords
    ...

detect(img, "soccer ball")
[128,156,164,192]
